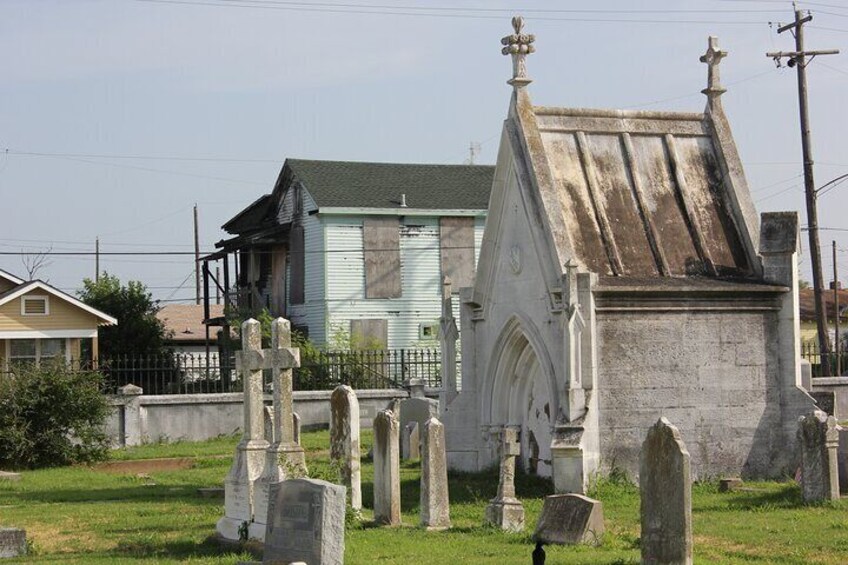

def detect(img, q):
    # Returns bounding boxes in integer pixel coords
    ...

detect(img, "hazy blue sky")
[1,0,846,301]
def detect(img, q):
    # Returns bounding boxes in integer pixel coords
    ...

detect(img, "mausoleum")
[442,19,815,490]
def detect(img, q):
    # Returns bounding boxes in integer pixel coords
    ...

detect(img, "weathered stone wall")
[596,309,788,479]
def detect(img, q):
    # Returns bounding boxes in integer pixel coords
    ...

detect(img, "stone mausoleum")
[442,19,816,491]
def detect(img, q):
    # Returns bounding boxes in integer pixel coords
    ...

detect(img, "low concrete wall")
[811,377,848,421]
[108,388,414,447]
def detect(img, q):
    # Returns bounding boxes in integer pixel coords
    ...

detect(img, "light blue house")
[210,159,493,349]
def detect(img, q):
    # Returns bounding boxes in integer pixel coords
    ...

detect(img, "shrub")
[0,362,111,469]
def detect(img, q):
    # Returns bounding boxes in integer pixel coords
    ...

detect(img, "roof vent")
[400,193,408,208]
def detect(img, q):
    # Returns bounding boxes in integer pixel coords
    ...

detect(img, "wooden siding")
[289,224,305,304]
[286,212,326,343]
[0,289,101,332]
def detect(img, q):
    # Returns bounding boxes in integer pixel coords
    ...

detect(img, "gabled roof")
[286,159,494,211]
[0,269,24,286]
[221,159,495,236]
[799,288,848,322]
[0,280,117,325]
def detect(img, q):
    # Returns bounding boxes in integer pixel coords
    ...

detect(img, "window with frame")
[8,338,66,369]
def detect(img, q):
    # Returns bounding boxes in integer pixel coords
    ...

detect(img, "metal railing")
[801,342,847,377]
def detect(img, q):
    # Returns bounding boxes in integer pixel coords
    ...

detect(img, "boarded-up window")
[290,224,305,305]
[350,319,388,349]
[440,217,475,290]
[363,217,401,299]
[271,245,287,316]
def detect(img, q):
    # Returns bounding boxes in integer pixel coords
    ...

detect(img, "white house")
[206,159,493,349]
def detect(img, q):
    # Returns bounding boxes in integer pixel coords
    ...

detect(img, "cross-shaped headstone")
[700,35,727,101]
[497,427,521,500]
[501,15,536,88]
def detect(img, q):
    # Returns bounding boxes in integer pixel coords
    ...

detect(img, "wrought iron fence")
[801,342,848,377]
[53,348,444,394]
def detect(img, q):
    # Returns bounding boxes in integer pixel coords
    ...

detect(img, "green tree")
[77,273,170,357]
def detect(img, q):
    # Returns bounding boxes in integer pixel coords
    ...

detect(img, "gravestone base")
[0,528,27,559]
[484,498,525,532]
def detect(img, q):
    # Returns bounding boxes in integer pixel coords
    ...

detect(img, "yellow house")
[0,269,117,370]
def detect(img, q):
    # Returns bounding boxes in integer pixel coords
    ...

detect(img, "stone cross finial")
[700,36,727,101]
[501,15,535,88]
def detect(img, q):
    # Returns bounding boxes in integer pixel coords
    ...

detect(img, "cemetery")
[3,16,848,565]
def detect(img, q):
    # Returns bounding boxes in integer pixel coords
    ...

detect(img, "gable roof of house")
[0,269,24,286]
[221,159,495,236]
[0,280,117,325]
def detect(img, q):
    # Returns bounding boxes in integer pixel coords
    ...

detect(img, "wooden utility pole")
[95,237,100,282]
[194,204,201,305]
[835,241,841,376]
[767,9,839,375]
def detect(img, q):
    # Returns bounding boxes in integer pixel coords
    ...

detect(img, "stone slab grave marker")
[330,384,362,510]
[640,417,692,565]
[252,317,306,541]
[484,426,525,532]
[373,409,401,525]
[798,410,840,502]
[402,421,420,460]
[263,478,346,565]
[533,494,604,546]
[0,472,20,482]
[420,417,451,530]
[216,318,301,542]
[0,528,26,559]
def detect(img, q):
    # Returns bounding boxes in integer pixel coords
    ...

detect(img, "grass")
[1,431,848,564]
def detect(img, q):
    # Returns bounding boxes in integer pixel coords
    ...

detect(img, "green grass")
[2,431,848,563]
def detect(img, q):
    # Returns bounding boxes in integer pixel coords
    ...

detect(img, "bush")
[0,362,111,469]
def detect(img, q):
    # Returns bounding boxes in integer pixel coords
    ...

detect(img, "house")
[157,303,225,355]
[441,25,814,489]
[798,287,847,345]
[0,269,117,371]
[204,159,494,349]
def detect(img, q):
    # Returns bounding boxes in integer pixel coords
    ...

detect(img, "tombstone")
[640,417,693,565]
[718,478,743,493]
[373,409,401,525]
[330,385,362,510]
[0,528,26,558]
[401,421,420,460]
[263,478,346,565]
[798,410,840,502]
[251,318,305,542]
[484,427,525,532]
[216,319,271,541]
[420,417,451,530]
[265,409,302,447]
[293,412,302,446]
[533,494,604,546]
[0,471,20,482]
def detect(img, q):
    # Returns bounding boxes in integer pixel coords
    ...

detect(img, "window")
[419,322,439,340]
[7,338,67,370]
[21,296,49,316]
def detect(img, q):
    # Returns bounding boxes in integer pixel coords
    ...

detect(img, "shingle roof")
[799,288,848,322]
[286,159,494,210]
[157,304,225,343]
[222,194,273,234]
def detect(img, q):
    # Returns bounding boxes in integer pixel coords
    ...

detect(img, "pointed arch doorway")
[485,316,557,478]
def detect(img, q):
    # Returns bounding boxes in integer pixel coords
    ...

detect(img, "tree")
[77,273,171,357]
[20,246,52,279]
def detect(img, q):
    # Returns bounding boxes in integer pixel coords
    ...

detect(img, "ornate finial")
[700,36,727,101]
[501,15,535,88]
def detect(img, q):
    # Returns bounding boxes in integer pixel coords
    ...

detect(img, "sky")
[1,0,846,302]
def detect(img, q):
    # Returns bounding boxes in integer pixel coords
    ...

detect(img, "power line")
[8,149,279,164]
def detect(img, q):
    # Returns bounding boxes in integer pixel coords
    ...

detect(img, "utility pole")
[194,204,201,305]
[767,9,839,376]
[835,241,841,376]
[95,237,100,282]
[215,266,221,305]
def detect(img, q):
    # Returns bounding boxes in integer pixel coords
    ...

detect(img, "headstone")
[532,494,604,546]
[401,421,420,460]
[0,471,21,482]
[639,417,692,565]
[373,409,401,525]
[484,427,525,532]
[330,385,362,510]
[718,478,743,493]
[399,397,439,438]
[263,478,346,565]
[264,409,303,447]
[420,417,451,530]
[0,528,26,558]
[407,378,426,399]
[798,410,840,502]
[217,319,271,541]
[197,487,225,498]
[251,318,305,542]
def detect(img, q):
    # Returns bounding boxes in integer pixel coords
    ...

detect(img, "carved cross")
[501,15,535,88]
[700,36,727,99]
[496,427,521,500]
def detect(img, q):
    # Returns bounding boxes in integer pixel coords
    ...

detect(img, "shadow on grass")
[6,484,223,505]
[696,483,807,512]
[109,535,251,561]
